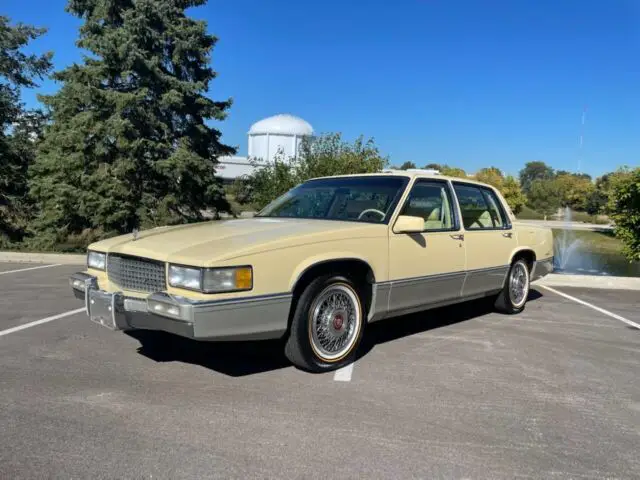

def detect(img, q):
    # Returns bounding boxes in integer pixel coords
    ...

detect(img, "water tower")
[248,114,314,162]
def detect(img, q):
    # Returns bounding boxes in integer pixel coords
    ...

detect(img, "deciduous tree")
[519,161,554,194]
[423,163,442,170]
[527,178,562,217]
[608,167,640,261]
[234,133,388,210]
[554,173,595,211]
[474,167,525,214]
[474,167,503,188]
[500,175,527,215]
[585,189,607,216]
[398,161,416,170]
[439,165,467,178]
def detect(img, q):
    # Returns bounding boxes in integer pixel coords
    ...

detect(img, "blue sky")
[5,0,639,178]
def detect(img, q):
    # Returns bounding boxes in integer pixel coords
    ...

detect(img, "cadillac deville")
[70,170,554,372]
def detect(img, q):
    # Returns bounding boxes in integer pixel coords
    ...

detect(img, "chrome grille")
[107,254,166,293]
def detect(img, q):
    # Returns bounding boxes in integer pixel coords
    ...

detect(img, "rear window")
[453,183,509,230]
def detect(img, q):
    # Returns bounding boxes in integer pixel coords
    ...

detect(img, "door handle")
[450,234,464,241]
[502,232,513,238]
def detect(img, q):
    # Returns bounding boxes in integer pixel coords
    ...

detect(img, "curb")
[0,252,86,265]
[534,273,640,291]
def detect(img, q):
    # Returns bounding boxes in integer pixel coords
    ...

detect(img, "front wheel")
[495,259,530,314]
[285,275,365,372]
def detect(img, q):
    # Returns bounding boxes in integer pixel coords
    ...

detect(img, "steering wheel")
[357,208,386,221]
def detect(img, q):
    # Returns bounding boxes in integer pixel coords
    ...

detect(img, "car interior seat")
[465,209,494,229]
[424,207,443,230]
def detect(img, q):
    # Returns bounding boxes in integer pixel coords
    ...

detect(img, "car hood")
[89,217,387,266]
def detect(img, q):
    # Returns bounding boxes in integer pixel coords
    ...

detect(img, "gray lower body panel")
[368,282,391,322]
[462,266,510,297]
[192,295,292,340]
[387,272,466,317]
[531,256,554,282]
[370,266,510,322]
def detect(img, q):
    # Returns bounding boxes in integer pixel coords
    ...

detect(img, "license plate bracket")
[88,289,124,331]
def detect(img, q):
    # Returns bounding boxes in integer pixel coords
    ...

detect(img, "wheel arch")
[509,247,536,272]
[289,255,378,291]
[287,256,377,331]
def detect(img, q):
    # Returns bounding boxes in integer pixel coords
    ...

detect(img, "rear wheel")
[495,258,530,314]
[285,275,365,372]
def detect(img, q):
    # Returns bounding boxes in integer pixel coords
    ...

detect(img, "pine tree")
[30,0,234,248]
[0,16,52,245]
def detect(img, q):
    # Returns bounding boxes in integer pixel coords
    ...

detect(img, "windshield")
[257,176,409,224]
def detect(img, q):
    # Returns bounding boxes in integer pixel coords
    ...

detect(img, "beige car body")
[71,171,554,341]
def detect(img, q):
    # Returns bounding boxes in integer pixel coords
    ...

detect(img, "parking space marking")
[540,285,640,330]
[333,362,354,382]
[0,308,85,337]
[0,264,62,276]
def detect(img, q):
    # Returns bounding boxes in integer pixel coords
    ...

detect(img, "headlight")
[168,265,202,291]
[168,264,253,293]
[203,266,253,293]
[87,251,106,270]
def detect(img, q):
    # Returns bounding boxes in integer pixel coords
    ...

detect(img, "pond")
[552,228,640,277]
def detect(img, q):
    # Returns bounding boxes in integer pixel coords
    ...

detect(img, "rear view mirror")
[393,215,424,234]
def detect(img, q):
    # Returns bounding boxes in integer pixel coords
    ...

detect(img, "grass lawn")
[518,206,610,224]
[567,211,610,225]
[516,205,546,220]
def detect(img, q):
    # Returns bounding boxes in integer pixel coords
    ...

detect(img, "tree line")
[1,4,638,261]
[235,154,639,261]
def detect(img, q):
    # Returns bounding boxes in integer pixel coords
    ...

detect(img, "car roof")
[310,169,493,188]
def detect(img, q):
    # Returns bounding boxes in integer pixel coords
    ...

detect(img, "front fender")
[289,253,380,291]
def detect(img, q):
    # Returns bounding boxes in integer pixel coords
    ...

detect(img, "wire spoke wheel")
[309,284,362,362]
[509,262,529,307]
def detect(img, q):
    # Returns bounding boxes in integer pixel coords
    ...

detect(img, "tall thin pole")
[578,105,587,173]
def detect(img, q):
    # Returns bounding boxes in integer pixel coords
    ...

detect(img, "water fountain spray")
[552,106,603,274]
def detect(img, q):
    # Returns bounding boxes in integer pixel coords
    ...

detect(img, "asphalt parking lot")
[1,263,638,479]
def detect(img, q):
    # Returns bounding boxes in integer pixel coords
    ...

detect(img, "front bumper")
[69,272,291,341]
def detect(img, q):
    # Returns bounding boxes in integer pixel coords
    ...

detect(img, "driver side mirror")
[393,215,424,234]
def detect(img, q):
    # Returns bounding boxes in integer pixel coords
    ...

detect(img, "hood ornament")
[132,228,139,241]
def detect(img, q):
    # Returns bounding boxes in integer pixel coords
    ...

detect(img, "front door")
[451,182,517,297]
[388,179,466,315]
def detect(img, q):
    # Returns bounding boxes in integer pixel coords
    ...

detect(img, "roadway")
[0,263,638,479]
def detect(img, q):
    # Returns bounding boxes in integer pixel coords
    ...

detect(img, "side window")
[399,180,455,231]
[453,183,508,230]
[481,189,509,228]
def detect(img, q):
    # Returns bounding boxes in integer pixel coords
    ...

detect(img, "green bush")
[233,133,388,211]
[608,168,640,261]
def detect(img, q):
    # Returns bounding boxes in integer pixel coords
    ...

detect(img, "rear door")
[388,178,466,314]
[451,182,517,297]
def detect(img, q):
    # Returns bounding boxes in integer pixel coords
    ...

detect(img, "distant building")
[217,114,314,183]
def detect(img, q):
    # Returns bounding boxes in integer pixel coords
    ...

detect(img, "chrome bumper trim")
[70,273,292,341]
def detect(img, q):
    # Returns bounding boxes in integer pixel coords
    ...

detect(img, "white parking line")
[0,264,62,276]
[540,285,640,330]
[0,308,85,337]
[333,362,354,382]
